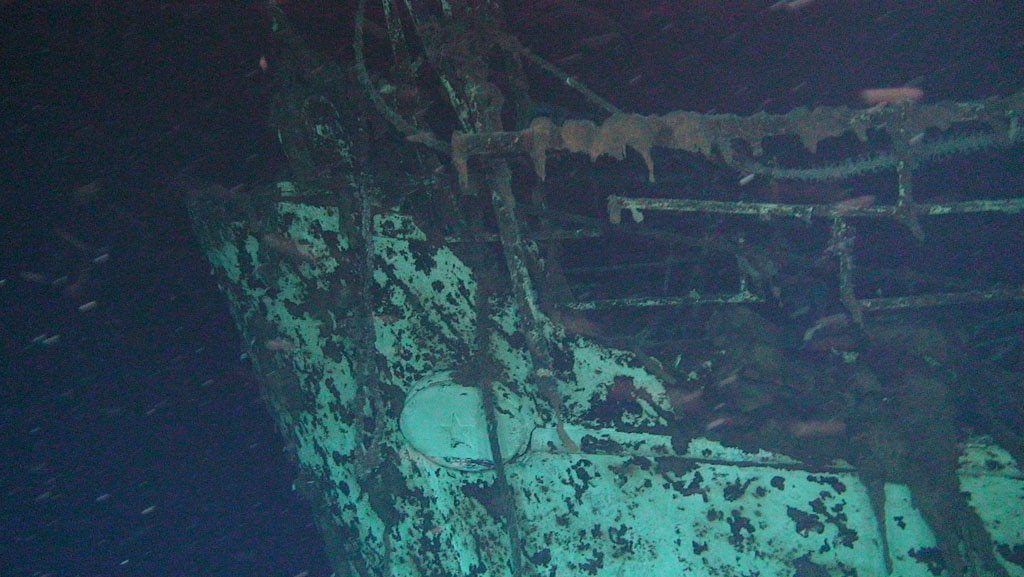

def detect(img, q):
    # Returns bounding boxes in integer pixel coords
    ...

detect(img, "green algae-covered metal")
[186,177,1023,577]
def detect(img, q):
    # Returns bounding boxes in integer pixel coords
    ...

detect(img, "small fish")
[787,418,847,438]
[802,312,851,342]
[769,0,816,12]
[260,232,320,264]
[830,194,875,215]
[859,86,924,106]
[264,337,297,352]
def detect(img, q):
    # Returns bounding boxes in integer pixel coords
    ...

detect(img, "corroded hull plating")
[188,184,1023,577]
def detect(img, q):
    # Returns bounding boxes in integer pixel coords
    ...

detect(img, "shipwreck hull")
[179,4,1024,574]
[187,180,1024,577]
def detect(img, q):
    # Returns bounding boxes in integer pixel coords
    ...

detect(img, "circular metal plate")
[399,371,535,471]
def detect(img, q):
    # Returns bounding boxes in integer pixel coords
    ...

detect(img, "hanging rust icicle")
[448,91,1024,185]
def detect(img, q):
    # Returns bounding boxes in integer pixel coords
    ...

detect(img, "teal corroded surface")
[189,180,1024,577]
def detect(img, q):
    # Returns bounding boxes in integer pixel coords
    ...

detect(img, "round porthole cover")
[399,371,535,471]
